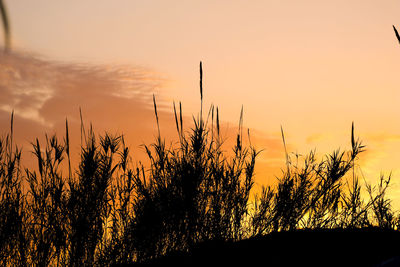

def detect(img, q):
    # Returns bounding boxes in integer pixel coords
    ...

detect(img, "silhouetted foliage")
[105,63,259,263]
[0,63,399,266]
[0,113,26,266]
[26,135,67,266]
[250,125,400,236]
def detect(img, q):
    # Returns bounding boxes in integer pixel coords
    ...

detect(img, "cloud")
[0,51,165,124]
[0,51,170,166]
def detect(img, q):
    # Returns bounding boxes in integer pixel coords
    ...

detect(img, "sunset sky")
[1,1,400,206]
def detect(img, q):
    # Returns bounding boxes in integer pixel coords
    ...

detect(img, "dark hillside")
[129,228,400,267]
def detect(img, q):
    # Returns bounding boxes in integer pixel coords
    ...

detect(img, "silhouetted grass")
[0,112,26,265]
[0,63,399,266]
[251,124,367,233]
[106,62,258,264]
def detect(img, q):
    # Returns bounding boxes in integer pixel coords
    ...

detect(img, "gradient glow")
[2,0,400,206]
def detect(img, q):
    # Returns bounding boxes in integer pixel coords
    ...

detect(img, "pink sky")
[1,0,400,206]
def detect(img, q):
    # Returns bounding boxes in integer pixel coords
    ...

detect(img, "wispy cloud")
[0,51,165,125]
[0,51,170,166]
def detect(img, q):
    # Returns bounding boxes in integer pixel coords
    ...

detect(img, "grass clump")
[250,125,399,236]
[0,113,26,266]
[102,62,258,263]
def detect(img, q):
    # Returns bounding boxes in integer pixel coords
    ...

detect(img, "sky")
[1,0,400,206]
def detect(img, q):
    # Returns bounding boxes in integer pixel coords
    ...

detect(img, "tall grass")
[0,63,399,265]
[0,112,26,265]
[104,62,258,263]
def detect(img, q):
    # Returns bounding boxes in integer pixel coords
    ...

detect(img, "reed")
[0,63,398,266]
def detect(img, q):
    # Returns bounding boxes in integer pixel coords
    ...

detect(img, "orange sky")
[1,0,400,207]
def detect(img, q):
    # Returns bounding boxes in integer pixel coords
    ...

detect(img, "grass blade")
[153,94,160,137]
[281,125,289,170]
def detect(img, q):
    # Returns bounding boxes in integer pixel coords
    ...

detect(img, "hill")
[126,228,400,267]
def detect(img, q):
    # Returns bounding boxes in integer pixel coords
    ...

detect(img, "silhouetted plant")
[26,135,67,266]
[339,175,370,228]
[0,63,399,266]
[97,136,137,265]
[250,185,275,236]
[0,113,26,266]
[114,63,259,263]
[249,123,367,234]
[67,128,120,266]
[366,175,398,229]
